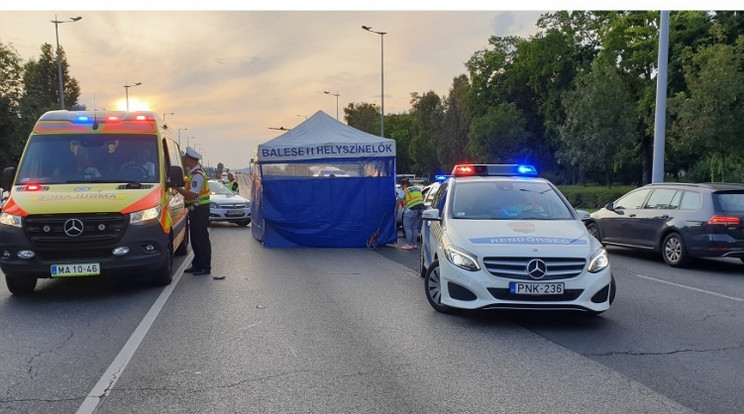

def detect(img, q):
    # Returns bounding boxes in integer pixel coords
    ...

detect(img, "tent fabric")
[251,111,397,248]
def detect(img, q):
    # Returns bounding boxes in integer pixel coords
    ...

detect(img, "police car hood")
[447,219,598,256]
[3,183,163,216]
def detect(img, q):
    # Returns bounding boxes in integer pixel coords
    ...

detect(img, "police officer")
[396,177,425,250]
[227,172,239,194]
[176,147,220,278]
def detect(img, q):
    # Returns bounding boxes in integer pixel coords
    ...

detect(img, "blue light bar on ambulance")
[434,174,450,182]
[451,164,538,177]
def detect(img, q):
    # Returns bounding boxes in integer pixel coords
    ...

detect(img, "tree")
[344,102,380,135]
[668,38,744,182]
[438,75,471,172]
[384,113,415,174]
[466,103,530,164]
[0,41,25,167]
[557,59,636,186]
[408,91,443,179]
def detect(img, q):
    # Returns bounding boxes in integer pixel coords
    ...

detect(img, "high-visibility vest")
[403,186,424,209]
[228,180,239,193]
[185,167,210,206]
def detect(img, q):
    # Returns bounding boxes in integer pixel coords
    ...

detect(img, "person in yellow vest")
[227,172,239,194]
[175,147,220,278]
[396,177,425,250]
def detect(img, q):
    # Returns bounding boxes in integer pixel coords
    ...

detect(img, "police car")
[419,164,615,315]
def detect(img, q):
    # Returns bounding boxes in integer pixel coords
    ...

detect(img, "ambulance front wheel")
[5,274,37,295]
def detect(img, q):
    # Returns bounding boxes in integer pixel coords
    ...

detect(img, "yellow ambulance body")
[0,110,189,294]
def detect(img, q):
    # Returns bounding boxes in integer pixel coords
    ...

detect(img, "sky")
[1,2,714,170]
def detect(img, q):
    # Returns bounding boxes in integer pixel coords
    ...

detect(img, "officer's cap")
[184,146,202,160]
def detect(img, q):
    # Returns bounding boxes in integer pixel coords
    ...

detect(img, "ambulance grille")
[482,256,586,280]
[24,213,126,245]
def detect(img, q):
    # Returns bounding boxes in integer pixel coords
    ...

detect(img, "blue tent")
[250,111,397,248]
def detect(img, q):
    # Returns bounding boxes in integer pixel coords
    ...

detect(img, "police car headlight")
[444,246,480,271]
[587,247,610,273]
[130,206,161,225]
[0,212,22,227]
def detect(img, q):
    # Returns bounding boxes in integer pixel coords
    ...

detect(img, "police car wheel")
[424,261,460,314]
[5,275,37,295]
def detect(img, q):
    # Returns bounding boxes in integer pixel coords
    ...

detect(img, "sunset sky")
[0,3,647,169]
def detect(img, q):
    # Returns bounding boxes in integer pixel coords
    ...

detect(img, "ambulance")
[0,110,190,294]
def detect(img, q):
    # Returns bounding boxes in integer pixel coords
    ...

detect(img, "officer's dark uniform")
[184,159,211,275]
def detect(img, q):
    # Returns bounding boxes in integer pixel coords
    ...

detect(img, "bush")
[557,185,635,210]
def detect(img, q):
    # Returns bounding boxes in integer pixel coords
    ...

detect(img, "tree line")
[2,11,743,187]
[344,11,744,186]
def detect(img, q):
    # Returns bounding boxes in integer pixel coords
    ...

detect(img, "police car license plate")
[51,263,100,277]
[509,282,564,295]
[226,210,243,217]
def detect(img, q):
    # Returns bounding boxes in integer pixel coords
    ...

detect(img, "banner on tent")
[258,142,396,162]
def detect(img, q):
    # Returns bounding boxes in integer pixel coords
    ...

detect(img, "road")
[0,176,741,413]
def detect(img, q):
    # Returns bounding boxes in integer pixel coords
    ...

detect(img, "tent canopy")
[256,111,396,163]
[251,111,398,248]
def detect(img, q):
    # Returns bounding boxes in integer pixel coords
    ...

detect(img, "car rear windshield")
[714,192,744,213]
[451,180,574,220]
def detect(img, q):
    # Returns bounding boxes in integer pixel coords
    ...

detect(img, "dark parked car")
[584,182,744,267]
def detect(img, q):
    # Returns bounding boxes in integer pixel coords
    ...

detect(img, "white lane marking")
[76,253,192,414]
[636,273,744,303]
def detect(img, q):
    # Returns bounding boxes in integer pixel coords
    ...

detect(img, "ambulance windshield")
[15,134,160,185]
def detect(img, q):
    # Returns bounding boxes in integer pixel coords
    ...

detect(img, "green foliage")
[466,103,530,164]
[557,59,636,185]
[668,40,744,182]
[408,91,443,179]
[344,102,380,135]
[557,185,636,209]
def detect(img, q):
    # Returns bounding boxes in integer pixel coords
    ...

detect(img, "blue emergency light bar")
[451,164,538,177]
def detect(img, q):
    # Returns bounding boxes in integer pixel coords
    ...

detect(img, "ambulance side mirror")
[167,166,185,188]
[2,167,15,192]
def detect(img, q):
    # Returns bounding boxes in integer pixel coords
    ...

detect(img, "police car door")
[421,180,449,269]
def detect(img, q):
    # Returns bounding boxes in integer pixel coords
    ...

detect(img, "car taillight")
[708,215,741,225]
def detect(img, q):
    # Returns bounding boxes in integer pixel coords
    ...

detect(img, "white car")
[420,164,614,315]
[207,180,251,226]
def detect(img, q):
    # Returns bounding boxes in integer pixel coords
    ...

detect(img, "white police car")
[420,164,614,315]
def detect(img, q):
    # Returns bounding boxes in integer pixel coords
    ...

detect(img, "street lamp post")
[362,25,386,137]
[51,15,82,109]
[162,112,174,123]
[323,90,340,120]
[123,82,142,111]
[177,128,188,148]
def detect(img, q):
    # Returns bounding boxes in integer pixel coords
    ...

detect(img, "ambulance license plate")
[51,263,100,277]
[509,282,564,295]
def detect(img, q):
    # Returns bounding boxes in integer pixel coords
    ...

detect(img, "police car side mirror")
[2,167,15,192]
[422,208,440,221]
[167,165,185,188]
[575,209,590,221]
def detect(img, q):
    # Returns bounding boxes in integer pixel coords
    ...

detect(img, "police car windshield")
[15,134,159,185]
[450,180,574,220]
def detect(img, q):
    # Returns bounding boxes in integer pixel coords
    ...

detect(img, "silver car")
[207,180,251,226]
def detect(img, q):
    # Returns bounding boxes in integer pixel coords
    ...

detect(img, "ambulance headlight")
[444,246,480,271]
[0,212,22,227]
[588,247,610,273]
[130,206,161,225]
